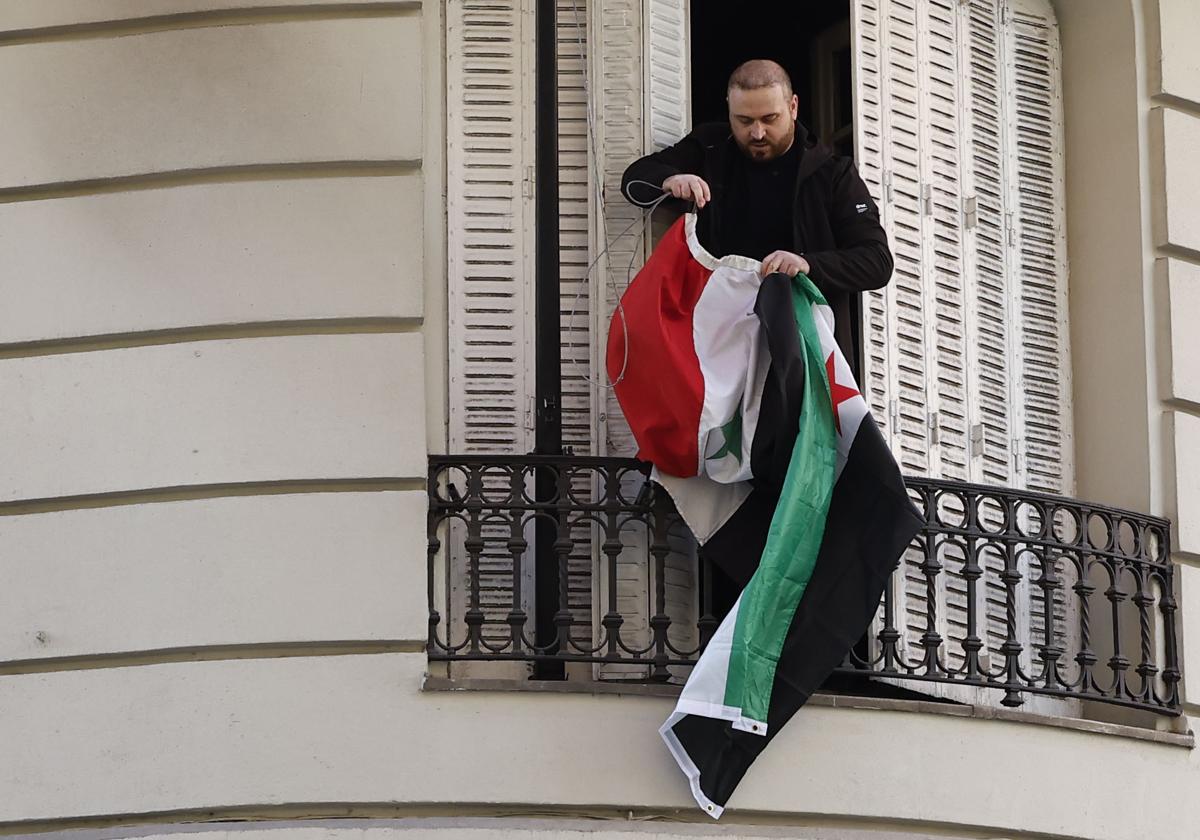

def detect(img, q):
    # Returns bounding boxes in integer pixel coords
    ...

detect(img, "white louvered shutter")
[1005,0,1072,497]
[851,0,890,426]
[446,0,537,673]
[962,0,1074,712]
[854,0,932,677]
[448,0,536,455]
[645,0,697,681]
[918,0,976,684]
[854,0,975,702]
[556,0,598,656]
[646,0,690,152]
[853,0,1074,711]
[559,0,594,462]
[1002,0,1074,700]
[962,0,1015,489]
[586,0,697,680]
[958,0,1014,685]
[588,0,649,680]
[593,0,646,462]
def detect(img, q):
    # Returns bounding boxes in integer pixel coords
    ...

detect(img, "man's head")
[727,60,799,162]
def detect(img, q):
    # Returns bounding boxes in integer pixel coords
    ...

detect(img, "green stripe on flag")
[722,274,838,726]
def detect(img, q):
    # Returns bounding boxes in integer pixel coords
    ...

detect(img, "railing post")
[1073,558,1098,697]
[1105,556,1131,702]
[1160,560,1182,708]
[600,465,625,661]
[426,461,444,658]
[506,465,530,655]
[999,537,1026,708]
[533,462,565,679]
[648,485,674,682]
[463,465,486,654]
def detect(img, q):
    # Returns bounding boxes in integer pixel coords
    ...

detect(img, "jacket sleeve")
[802,159,894,294]
[620,130,707,208]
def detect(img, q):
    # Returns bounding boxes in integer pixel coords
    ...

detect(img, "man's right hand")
[662,174,711,209]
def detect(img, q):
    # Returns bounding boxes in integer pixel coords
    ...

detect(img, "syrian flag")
[607,214,921,817]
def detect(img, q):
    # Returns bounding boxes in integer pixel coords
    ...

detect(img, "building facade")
[2,1,1200,839]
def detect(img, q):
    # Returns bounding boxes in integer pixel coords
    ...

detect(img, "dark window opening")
[690,0,853,159]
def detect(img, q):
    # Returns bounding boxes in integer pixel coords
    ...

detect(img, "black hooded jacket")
[620,121,893,373]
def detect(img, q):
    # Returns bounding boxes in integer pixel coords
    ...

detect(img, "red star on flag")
[826,352,861,435]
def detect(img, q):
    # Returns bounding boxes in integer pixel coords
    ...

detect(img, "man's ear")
[789,94,799,119]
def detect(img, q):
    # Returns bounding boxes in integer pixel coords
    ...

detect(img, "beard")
[736,130,794,162]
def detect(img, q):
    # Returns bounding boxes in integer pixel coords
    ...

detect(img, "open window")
[443,0,1076,709]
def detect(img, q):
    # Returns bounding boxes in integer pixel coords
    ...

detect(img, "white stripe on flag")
[812,302,868,478]
[659,596,743,820]
[652,467,751,545]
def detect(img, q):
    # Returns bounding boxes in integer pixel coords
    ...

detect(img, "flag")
[607,213,922,817]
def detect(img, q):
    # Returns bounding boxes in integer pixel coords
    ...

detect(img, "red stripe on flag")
[607,217,713,477]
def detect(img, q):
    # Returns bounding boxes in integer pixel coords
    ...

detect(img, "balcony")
[427,455,1181,716]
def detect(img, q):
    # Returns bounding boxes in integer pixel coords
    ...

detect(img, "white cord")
[561,1,686,453]
[564,180,670,389]
[562,1,677,391]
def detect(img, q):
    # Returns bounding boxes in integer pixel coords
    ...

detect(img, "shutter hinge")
[1012,439,1023,475]
[522,166,535,199]
[969,423,985,458]
[921,183,933,216]
[889,399,900,435]
[999,2,1008,25]
[524,395,536,432]
[1006,212,1016,246]
[963,195,978,229]
[928,410,940,444]
[883,171,894,203]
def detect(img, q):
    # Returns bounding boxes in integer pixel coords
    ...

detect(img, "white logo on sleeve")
[855,203,869,214]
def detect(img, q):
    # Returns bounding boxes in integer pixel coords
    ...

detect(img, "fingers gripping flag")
[607,214,922,818]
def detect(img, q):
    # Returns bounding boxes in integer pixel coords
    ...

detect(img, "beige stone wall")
[1147,0,1200,722]
[2,653,1199,839]
[0,0,437,819]
[1054,0,1200,727]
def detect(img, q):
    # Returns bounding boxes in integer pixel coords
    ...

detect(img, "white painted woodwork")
[853,0,1074,712]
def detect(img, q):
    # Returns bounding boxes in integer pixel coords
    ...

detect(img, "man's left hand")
[761,250,810,278]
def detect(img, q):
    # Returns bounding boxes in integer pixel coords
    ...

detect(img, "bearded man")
[621,58,892,375]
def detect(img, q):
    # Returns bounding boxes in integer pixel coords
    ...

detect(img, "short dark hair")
[727,59,794,99]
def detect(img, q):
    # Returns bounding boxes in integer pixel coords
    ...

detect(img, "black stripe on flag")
[670,416,923,809]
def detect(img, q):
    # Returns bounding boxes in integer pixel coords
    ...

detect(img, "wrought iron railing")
[427,455,1181,715]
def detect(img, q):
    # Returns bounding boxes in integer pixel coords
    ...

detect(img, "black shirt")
[719,137,801,260]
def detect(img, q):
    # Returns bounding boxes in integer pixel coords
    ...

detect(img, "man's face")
[728,84,799,162]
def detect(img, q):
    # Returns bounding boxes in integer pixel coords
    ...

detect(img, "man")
[621,59,892,374]
[615,62,918,815]
[620,59,896,617]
